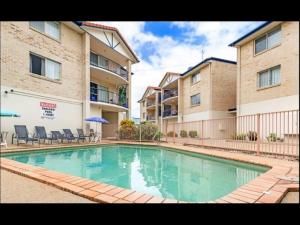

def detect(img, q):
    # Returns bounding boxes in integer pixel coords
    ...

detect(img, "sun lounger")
[35,126,57,144]
[12,125,38,145]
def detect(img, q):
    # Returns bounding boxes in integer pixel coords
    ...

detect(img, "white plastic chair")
[1,131,8,148]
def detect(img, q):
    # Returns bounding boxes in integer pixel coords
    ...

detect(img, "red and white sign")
[40,102,56,119]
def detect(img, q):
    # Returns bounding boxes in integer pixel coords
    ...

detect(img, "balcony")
[147,115,156,121]
[90,52,128,81]
[146,101,156,107]
[163,89,178,100]
[90,87,128,109]
[163,109,178,118]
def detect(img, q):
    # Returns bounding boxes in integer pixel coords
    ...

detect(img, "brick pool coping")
[1,141,299,203]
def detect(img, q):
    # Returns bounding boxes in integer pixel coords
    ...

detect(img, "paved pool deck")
[1,169,94,203]
[0,141,299,203]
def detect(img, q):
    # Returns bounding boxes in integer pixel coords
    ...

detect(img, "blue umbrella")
[85,116,109,123]
[0,110,20,117]
[85,116,109,141]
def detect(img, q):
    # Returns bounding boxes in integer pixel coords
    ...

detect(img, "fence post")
[139,123,141,142]
[201,120,204,146]
[165,120,168,143]
[256,113,261,155]
[173,122,175,143]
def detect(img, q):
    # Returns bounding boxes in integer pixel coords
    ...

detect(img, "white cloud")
[97,21,264,118]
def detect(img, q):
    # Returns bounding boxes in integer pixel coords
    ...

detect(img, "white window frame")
[30,52,61,81]
[257,65,281,89]
[254,26,281,55]
[191,93,201,106]
[191,72,201,85]
[29,21,61,41]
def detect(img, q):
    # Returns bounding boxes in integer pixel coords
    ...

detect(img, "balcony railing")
[90,52,128,81]
[163,89,178,100]
[146,101,156,107]
[147,115,156,121]
[90,87,128,108]
[163,109,178,117]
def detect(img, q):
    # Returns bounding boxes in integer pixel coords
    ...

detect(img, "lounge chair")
[12,125,38,145]
[63,129,79,143]
[35,126,57,144]
[51,131,65,143]
[77,129,90,142]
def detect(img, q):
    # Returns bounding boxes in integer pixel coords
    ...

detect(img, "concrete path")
[0,169,95,203]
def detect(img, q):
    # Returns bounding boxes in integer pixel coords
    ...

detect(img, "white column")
[82,33,90,133]
[126,60,132,119]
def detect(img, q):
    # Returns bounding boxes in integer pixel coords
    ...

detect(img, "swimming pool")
[3,144,269,202]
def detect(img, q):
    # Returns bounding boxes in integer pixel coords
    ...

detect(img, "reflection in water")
[5,145,268,202]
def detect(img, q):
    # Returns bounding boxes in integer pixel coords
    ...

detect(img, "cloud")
[96,21,264,118]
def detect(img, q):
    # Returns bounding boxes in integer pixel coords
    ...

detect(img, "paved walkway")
[0,169,94,203]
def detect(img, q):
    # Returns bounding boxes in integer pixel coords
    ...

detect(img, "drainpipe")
[209,62,213,119]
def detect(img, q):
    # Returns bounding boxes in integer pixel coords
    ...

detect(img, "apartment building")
[229,21,299,116]
[0,21,139,140]
[138,59,237,131]
[159,72,181,124]
[138,86,161,124]
[179,57,237,122]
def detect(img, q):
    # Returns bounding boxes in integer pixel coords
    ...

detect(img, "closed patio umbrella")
[85,116,109,142]
[0,110,20,117]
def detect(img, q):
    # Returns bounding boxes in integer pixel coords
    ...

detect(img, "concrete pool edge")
[1,142,299,203]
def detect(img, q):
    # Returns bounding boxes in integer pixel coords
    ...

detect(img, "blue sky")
[99,21,266,117]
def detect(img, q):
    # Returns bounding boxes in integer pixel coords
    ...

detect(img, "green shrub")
[140,123,159,140]
[247,131,257,141]
[167,131,178,137]
[232,133,246,140]
[153,131,164,141]
[267,133,278,142]
[118,120,160,141]
[180,130,188,138]
[189,130,198,138]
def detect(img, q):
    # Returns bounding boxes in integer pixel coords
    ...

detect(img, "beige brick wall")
[211,61,237,111]
[0,22,84,101]
[238,21,299,105]
[181,64,211,115]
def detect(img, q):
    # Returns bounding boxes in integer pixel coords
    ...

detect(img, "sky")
[97,21,265,118]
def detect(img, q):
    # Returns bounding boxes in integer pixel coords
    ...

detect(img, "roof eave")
[228,21,275,47]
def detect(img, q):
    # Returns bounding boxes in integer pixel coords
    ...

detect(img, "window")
[90,52,109,69]
[30,21,60,40]
[258,66,281,88]
[30,53,60,80]
[191,73,201,85]
[191,93,201,106]
[90,52,98,66]
[255,26,281,54]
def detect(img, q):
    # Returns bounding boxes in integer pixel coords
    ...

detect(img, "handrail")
[90,52,128,81]
[163,109,178,117]
[147,115,156,120]
[163,89,178,100]
[90,87,128,108]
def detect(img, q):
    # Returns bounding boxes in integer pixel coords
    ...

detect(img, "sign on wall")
[40,102,56,119]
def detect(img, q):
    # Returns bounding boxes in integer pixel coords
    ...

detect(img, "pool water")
[3,145,269,202]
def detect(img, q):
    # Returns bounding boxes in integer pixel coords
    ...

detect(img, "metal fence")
[162,110,299,159]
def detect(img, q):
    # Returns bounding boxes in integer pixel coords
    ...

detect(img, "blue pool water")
[2,145,269,202]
